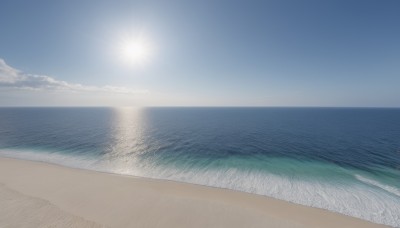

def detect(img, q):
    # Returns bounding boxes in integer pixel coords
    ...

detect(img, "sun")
[118,36,153,66]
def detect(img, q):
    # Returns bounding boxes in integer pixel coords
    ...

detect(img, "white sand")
[0,157,389,228]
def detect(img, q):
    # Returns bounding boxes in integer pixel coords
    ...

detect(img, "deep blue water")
[0,107,399,226]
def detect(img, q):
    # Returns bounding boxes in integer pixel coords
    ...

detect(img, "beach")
[2,0,400,226]
[0,157,389,228]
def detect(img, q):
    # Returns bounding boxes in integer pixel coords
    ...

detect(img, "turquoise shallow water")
[0,107,399,226]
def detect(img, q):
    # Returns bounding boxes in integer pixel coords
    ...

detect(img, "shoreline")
[0,157,390,228]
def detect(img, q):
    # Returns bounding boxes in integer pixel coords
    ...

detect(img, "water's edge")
[0,154,392,228]
[1,149,399,227]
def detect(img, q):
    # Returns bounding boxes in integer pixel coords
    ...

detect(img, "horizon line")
[0,105,399,109]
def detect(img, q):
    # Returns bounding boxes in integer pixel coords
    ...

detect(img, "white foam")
[0,149,99,171]
[355,174,400,198]
[1,150,399,227]
[138,163,400,227]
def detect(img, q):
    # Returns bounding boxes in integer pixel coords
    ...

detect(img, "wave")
[0,148,99,170]
[355,174,400,198]
[1,148,399,227]
[143,158,400,227]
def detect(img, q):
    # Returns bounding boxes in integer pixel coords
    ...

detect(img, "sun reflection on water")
[106,107,149,175]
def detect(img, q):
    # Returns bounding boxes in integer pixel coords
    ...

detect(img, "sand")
[0,157,389,228]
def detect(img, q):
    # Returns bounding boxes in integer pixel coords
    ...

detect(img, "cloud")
[0,58,147,94]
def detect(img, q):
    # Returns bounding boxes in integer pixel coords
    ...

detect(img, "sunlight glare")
[118,35,153,66]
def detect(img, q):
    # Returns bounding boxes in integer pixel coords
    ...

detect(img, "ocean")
[0,107,399,227]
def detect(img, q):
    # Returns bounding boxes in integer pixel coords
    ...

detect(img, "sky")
[0,0,399,107]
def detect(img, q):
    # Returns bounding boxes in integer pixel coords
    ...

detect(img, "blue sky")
[0,0,399,107]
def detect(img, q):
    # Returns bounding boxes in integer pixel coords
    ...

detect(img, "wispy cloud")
[0,58,147,94]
